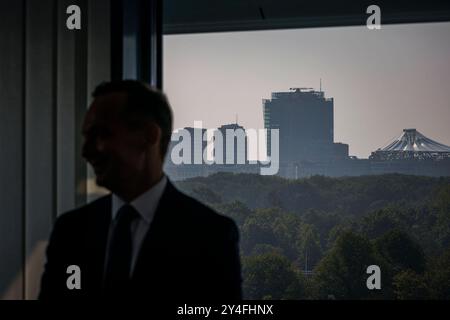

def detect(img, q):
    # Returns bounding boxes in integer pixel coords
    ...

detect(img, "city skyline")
[164,22,450,158]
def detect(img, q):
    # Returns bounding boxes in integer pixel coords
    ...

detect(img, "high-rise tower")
[263,88,335,163]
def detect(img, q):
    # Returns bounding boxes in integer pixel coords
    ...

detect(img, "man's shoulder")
[54,194,111,227]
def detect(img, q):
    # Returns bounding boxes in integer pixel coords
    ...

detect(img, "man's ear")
[144,122,162,148]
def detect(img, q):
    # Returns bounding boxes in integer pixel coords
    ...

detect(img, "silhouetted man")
[39,80,242,300]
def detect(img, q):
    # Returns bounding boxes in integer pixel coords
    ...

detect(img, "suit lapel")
[85,195,112,292]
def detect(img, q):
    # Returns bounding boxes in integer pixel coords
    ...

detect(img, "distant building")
[164,124,258,181]
[263,88,349,177]
[263,88,335,162]
[165,89,450,181]
[164,127,208,180]
[292,128,450,178]
[367,129,450,177]
[217,123,248,165]
[370,128,450,161]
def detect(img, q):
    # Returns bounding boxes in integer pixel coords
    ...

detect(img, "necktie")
[103,204,138,297]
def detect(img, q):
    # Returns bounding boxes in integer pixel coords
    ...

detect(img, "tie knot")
[116,204,139,224]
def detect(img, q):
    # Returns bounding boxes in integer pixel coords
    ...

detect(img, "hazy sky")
[163,22,450,158]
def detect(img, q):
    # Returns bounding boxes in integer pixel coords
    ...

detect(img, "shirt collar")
[111,175,168,224]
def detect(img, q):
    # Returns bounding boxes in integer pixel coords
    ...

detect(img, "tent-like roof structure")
[380,129,450,152]
[370,129,450,160]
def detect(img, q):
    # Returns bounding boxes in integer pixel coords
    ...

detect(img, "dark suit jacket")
[39,181,242,300]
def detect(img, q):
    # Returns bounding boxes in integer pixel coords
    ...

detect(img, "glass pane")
[163,22,450,299]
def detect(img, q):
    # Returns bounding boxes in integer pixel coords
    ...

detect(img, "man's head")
[82,80,173,194]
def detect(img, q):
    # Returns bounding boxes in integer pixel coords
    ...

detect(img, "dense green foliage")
[175,173,450,299]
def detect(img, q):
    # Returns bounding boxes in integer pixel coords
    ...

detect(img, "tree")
[359,208,402,239]
[393,270,428,300]
[216,200,252,226]
[313,231,384,299]
[431,184,450,248]
[241,208,281,255]
[296,223,323,270]
[426,248,450,299]
[251,244,284,256]
[241,208,301,259]
[242,252,306,300]
[375,229,426,274]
